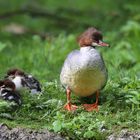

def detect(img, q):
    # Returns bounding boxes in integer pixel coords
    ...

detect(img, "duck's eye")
[92,36,99,43]
[92,37,99,43]
[95,39,99,43]
[92,33,102,43]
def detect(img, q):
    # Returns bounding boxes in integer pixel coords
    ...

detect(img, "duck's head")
[0,79,16,91]
[5,68,25,80]
[77,27,109,48]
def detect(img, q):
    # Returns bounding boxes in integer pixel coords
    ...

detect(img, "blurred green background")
[0,0,140,80]
[0,0,139,33]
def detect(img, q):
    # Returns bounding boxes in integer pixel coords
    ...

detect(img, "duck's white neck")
[80,46,95,53]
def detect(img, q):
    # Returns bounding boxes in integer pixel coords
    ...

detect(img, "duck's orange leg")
[64,88,78,111]
[83,91,99,112]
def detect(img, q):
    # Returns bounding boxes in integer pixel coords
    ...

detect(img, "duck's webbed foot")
[83,103,98,111]
[83,91,99,112]
[64,103,78,111]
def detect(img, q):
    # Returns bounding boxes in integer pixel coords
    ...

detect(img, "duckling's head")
[5,68,25,80]
[0,79,16,91]
[77,27,109,48]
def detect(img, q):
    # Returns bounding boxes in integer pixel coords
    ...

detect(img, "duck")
[5,69,41,94]
[0,79,21,105]
[60,27,109,111]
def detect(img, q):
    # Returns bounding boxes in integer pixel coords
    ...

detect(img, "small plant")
[0,42,7,52]
[125,90,140,110]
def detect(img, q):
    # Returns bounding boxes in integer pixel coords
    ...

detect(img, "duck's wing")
[24,75,41,94]
[62,50,80,67]
[60,50,80,87]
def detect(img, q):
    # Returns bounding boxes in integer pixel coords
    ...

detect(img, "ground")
[0,123,64,140]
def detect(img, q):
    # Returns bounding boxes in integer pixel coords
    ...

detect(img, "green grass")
[0,25,140,139]
[0,1,140,139]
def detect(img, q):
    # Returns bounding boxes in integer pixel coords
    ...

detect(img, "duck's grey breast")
[60,49,107,97]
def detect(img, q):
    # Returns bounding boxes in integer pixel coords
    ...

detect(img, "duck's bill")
[98,40,109,47]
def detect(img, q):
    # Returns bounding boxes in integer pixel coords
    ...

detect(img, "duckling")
[5,69,41,94]
[60,27,109,111]
[0,79,21,105]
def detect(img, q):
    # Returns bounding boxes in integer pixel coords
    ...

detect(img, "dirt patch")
[108,129,140,140]
[0,123,65,140]
[1,123,139,140]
